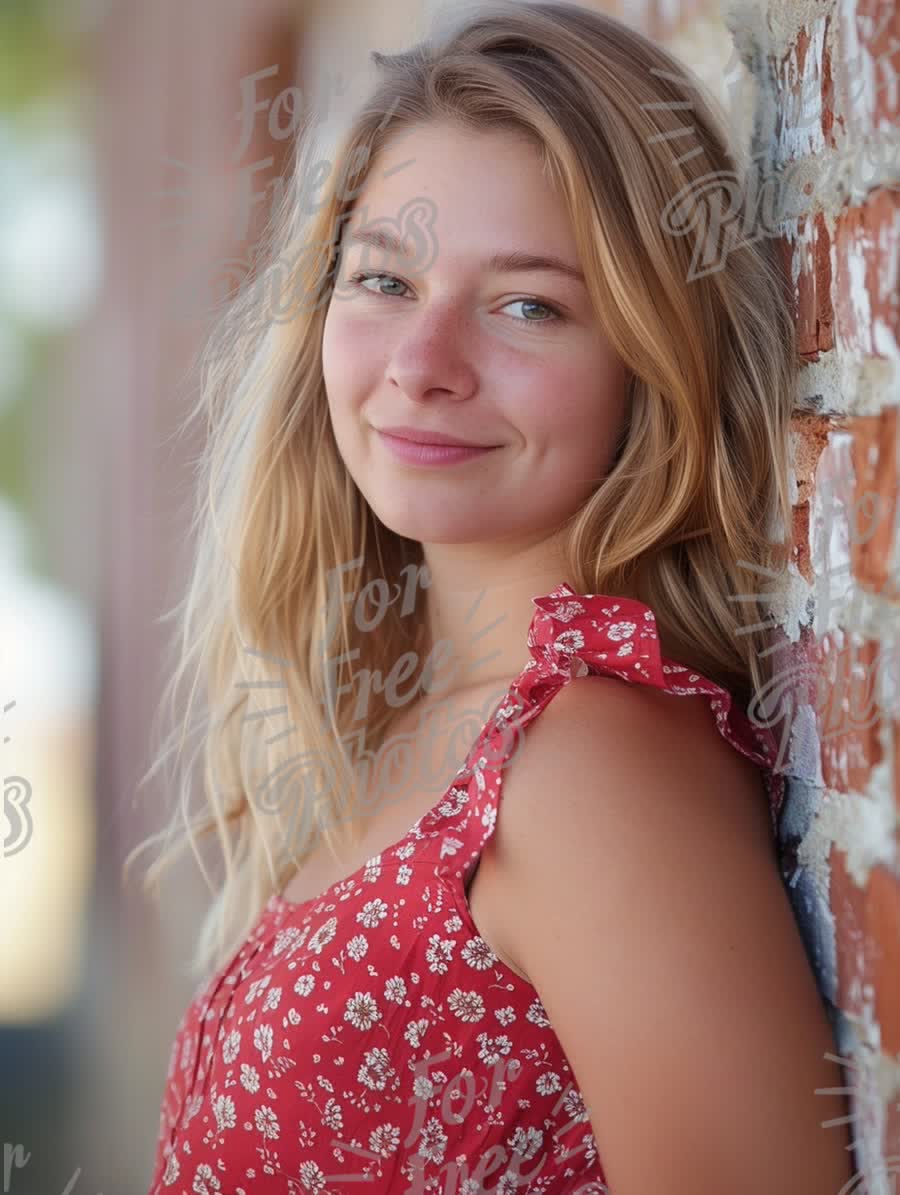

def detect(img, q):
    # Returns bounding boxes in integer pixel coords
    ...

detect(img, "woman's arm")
[493,676,856,1195]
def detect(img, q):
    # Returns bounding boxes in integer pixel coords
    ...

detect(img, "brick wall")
[609,0,899,1183]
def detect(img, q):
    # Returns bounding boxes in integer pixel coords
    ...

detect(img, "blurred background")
[1,0,896,1190]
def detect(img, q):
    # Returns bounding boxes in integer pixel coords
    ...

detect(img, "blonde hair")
[126,0,796,982]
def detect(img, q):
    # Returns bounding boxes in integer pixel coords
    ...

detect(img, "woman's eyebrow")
[348,228,586,286]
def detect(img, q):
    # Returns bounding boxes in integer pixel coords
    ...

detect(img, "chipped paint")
[793,699,829,787]
[782,18,828,160]
[767,560,813,642]
[808,759,898,884]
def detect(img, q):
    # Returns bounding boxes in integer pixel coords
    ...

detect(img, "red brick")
[833,190,900,356]
[794,211,835,359]
[793,414,845,583]
[845,408,900,599]
[831,848,877,1022]
[793,501,812,580]
[819,632,884,792]
[885,1093,900,1158]
[868,865,900,1056]
[794,413,838,499]
[821,14,836,145]
[830,1,900,136]
[832,852,900,1056]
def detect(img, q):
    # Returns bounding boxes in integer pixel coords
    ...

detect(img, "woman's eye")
[500,298,560,324]
[346,270,563,328]
[348,271,410,297]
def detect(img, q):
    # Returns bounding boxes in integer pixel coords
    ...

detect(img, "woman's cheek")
[323,316,370,406]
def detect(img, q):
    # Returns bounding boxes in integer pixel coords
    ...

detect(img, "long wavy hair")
[126,0,796,982]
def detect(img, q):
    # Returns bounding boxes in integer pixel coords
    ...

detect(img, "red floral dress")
[147,583,783,1194]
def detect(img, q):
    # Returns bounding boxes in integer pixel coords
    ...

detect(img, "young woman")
[133,2,854,1191]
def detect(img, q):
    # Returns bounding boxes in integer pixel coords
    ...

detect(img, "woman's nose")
[385,304,479,403]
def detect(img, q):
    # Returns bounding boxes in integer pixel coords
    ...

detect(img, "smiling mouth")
[375,429,501,466]
[374,425,499,449]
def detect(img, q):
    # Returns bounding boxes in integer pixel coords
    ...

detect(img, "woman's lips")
[376,430,500,466]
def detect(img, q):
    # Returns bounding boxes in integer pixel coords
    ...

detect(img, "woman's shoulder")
[498,670,776,874]
[487,669,851,1195]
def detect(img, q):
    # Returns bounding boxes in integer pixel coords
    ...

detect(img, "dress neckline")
[265,579,781,916]
[266,688,505,916]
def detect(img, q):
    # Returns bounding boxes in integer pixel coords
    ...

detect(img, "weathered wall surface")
[588,0,899,1184]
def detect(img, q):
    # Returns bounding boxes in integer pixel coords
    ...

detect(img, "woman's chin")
[369,504,496,546]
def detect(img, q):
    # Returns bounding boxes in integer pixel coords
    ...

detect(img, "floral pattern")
[147,583,782,1194]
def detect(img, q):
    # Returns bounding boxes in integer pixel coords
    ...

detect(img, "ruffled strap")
[513,583,784,836]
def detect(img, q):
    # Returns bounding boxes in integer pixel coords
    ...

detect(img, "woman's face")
[322,119,629,547]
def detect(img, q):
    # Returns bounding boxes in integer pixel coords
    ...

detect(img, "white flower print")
[179,1034,193,1069]
[294,973,316,997]
[358,1046,394,1091]
[240,1062,259,1092]
[344,991,381,1031]
[405,1018,429,1048]
[549,600,585,623]
[162,1152,179,1185]
[535,1071,562,1095]
[606,619,636,641]
[476,1034,512,1067]
[322,1097,343,1132]
[438,786,468,817]
[222,1030,241,1064]
[273,925,304,956]
[254,1023,273,1062]
[244,974,271,1005]
[554,629,585,653]
[356,899,389,929]
[346,934,368,961]
[439,836,464,859]
[192,1163,221,1193]
[308,916,338,954]
[425,934,455,974]
[496,1173,526,1195]
[461,937,497,970]
[262,985,282,1012]
[447,989,486,1023]
[384,976,407,1003]
[508,1125,543,1159]
[149,587,742,1195]
[563,1088,590,1125]
[298,1160,327,1192]
[525,997,550,1029]
[412,1071,440,1101]
[369,1123,401,1157]
[213,1093,236,1132]
[416,1116,448,1163]
[255,1104,280,1139]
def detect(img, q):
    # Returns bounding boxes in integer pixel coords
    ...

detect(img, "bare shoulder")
[491,675,854,1194]
[498,673,774,860]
